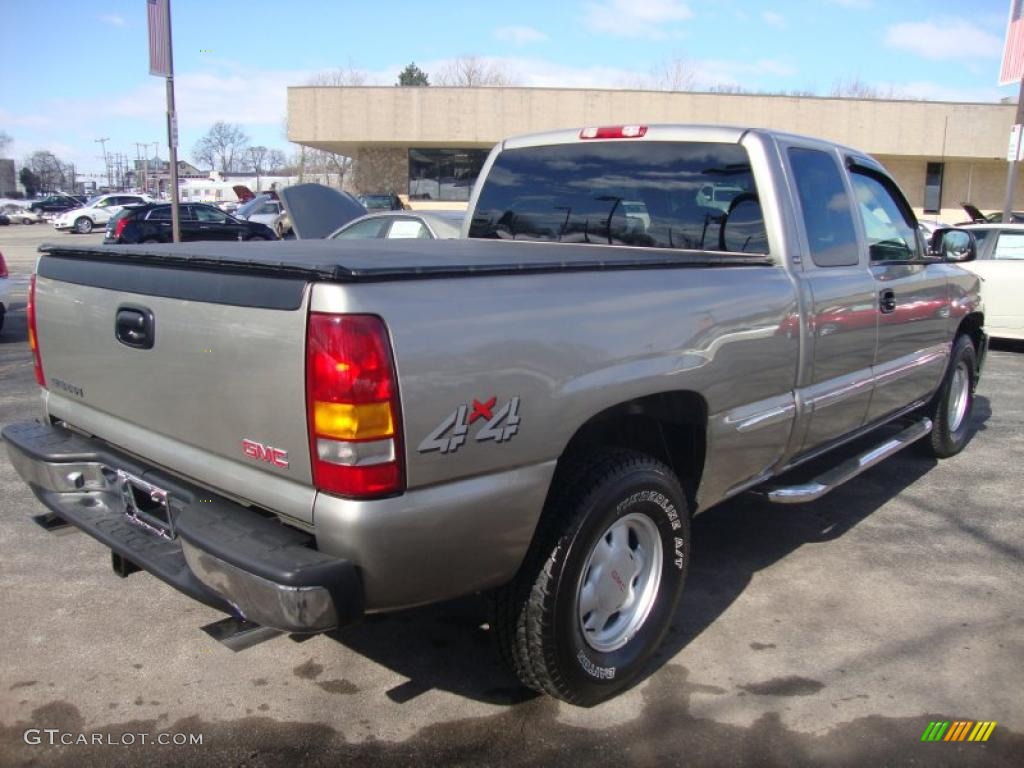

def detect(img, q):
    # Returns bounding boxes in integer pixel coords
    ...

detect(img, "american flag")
[147,0,171,77]
[1000,0,1024,85]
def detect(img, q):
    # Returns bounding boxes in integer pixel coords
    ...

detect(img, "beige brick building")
[288,86,1022,222]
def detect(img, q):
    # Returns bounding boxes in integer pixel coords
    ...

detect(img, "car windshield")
[360,195,395,210]
[236,195,271,217]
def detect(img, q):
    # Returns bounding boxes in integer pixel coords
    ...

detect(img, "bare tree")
[245,145,269,190]
[0,130,12,157]
[706,83,749,94]
[653,56,698,92]
[307,65,368,86]
[434,56,516,86]
[265,149,288,174]
[192,121,250,174]
[830,76,897,99]
[301,148,354,189]
[25,151,75,192]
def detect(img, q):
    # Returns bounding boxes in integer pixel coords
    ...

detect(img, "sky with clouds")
[0,0,1017,177]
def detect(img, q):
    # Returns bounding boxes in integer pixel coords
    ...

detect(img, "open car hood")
[233,185,256,203]
[959,202,986,223]
[279,183,367,239]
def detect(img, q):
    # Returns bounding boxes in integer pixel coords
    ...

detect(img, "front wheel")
[921,334,977,458]
[74,217,93,234]
[494,449,690,705]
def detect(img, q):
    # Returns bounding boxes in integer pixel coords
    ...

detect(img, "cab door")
[783,143,878,454]
[846,163,951,421]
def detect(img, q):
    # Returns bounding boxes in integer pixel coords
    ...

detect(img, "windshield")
[468,141,761,252]
[237,194,277,218]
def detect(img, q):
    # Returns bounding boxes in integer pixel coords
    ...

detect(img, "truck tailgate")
[33,254,315,524]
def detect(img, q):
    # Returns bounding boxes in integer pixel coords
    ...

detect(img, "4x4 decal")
[418,396,521,454]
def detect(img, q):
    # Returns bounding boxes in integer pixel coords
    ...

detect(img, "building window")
[409,148,489,202]
[923,162,943,214]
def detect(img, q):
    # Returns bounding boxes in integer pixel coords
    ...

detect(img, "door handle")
[879,289,897,314]
[115,306,155,349]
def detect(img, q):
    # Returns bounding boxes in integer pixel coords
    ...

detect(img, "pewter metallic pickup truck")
[4,125,987,705]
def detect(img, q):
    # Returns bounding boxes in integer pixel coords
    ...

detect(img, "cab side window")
[993,232,1024,259]
[850,171,922,262]
[788,147,859,267]
[194,206,228,223]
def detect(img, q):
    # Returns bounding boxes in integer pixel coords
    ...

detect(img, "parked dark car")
[103,203,278,244]
[29,193,89,216]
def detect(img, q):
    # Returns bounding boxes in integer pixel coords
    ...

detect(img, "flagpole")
[1002,77,1024,222]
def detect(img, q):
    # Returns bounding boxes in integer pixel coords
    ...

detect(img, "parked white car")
[959,223,1024,340]
[2,206,42,224]
[235,195,291,237]
[53,193,153,234]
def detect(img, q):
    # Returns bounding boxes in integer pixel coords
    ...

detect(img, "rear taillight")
[0,251,8,279]
[580,124,648,140]
[306,314,403,498]
[27,274,45,388]
[113,216,129,239]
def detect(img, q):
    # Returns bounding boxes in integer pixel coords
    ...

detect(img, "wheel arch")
[957,311,985,358]
[552,390,708,510]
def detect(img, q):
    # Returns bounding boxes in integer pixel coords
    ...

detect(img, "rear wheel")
[74,217,93,234]
[921,334,977,458]
[493,449,690,705]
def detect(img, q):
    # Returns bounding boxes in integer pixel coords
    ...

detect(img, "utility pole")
[95,137,111,190]
[151,142,161,196]
[134,142,149,194]
[148,0,179,239]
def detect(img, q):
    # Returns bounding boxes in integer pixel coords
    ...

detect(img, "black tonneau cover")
[39,239,772,284]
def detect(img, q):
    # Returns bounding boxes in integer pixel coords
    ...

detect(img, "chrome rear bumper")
[3,421,362,634]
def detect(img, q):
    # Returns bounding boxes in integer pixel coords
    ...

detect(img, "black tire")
[74,217,93,234]
[494,449,691,705]
[0,305,5,334]
[921,334,977,458]
[248,235,268,241]
[141,237,161,244]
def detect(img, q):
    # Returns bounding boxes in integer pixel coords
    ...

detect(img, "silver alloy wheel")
[947,361,970,433]
[576,512,663,653]
[75,217,92,234]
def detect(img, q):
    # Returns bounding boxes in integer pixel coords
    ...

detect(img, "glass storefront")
[408,148,489,202]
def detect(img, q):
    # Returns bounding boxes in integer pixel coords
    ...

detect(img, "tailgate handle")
[115,306,155,349]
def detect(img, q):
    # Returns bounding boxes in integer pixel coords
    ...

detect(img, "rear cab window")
[468,141,766,254]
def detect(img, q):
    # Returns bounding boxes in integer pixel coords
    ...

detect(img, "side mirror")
[929,228,976,262]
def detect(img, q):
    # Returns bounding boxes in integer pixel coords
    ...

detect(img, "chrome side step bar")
[765,417,932,504]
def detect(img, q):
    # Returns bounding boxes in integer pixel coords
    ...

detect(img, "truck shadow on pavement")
[325,399,991,706]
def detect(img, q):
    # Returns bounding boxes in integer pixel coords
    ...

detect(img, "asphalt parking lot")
[0,225,1021,766]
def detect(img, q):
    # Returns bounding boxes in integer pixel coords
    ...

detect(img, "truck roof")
[500,123,870,162]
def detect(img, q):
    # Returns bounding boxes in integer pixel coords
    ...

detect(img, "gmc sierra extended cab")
[4,125,986,705]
